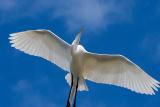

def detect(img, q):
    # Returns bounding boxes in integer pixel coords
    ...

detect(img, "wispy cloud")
[12,80,59,107]
[52,0,134,32]
[0,0,134,32]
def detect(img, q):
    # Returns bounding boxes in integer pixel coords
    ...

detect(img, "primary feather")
[82,52,160,95]
[9,30,71,72]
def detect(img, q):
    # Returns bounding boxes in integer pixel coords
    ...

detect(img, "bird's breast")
[70,46,85,78]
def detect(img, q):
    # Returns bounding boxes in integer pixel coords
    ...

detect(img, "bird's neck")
[71,44,78,55]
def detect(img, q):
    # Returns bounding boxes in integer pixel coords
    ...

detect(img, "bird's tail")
[65,73,89,91]
[78,77,89,91]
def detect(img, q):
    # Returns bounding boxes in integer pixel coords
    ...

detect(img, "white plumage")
[9,30,71,71]
[9,29,159,106]
[83,52,159,95]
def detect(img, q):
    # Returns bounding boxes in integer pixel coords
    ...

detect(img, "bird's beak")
[72,27,84,45]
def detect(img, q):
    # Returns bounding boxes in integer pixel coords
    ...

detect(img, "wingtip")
[9,33,16,37]
[11,44,15,47]
[8,33,18,40]
[8,37,12,40]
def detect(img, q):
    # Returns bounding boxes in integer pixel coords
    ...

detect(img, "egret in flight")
[9,28,159,107]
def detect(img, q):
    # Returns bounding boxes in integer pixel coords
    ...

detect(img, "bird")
[9,28,160,107]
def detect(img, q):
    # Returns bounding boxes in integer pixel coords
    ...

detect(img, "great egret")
[9,29,159,107]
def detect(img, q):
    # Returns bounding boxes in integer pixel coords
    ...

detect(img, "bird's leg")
[68,77,78,107]
[66,73,73,107]
[73,78,79,107]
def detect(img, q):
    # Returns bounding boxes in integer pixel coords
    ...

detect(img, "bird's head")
[72,27,84,46]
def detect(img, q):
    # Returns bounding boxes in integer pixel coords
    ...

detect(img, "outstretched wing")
[83,52,159,95]
[9,30,71,72]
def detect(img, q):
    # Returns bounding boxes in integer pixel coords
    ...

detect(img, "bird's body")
[71,45,87,81]
[71,45,83,78]
[9,29,160,107]
[67,43,89,106]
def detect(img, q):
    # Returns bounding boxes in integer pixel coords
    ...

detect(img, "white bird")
[9,28,159,107]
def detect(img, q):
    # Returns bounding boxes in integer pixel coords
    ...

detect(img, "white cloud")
[12,80,59,107]
[0,0,134,32]
[52,0,134,32]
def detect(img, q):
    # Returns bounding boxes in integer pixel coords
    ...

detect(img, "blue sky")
[0,0,160,107]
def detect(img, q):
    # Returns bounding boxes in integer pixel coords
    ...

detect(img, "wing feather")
[83,52,159,95]
[9,30,71,72]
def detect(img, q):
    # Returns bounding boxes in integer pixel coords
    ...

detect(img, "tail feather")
[78,78,89,91]
[65,73,89,91]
